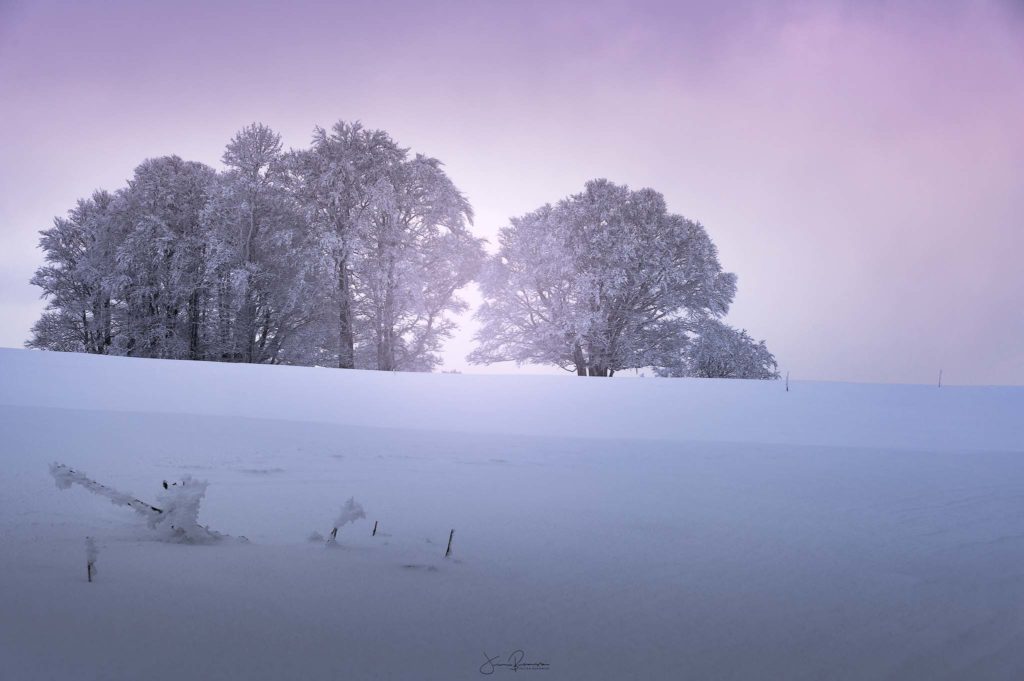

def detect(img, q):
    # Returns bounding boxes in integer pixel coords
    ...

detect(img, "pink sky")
[1,0,1021,383]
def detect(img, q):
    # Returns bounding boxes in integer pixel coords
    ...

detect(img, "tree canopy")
[29,121,483,372]
[29,136,775,378]
[469,179,741,376]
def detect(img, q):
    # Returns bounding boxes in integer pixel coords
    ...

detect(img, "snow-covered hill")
[2,348,1023,680]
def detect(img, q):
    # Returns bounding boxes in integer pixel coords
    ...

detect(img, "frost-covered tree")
[470,180,737,376]
[114,156,217,359]
[657,317,779,379]
[28,120,480,372]
[203,124,316,363]
[288,121,482,371]
[28,191,123,354]
[353,153,482,371]
[286,122,406,369]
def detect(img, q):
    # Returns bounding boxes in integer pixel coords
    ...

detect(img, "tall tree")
[28,191,122,354]
[203,124,315,363]
[353,154,482,371]
[114,156,216,359]
[289,121,482,371]
[286,122,405,369]
[470,179,737,376]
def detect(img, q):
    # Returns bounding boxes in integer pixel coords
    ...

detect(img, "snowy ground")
[2,348,1023,680]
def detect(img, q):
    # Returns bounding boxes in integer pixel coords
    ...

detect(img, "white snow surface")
[2,347,1023,680]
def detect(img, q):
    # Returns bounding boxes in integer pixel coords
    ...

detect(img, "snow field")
[1,348,1023,679]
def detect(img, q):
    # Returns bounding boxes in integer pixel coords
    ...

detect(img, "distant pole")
[85,536,97,583]
[785,371,790,392]
[938,369,942,388]
[372,521,378,537]
[445,529,454,558]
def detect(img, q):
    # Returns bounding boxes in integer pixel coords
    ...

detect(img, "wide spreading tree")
[470,179,743,376]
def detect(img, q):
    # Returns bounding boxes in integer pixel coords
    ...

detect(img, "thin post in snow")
[938,369,942,388]
[445,529,454,558]
[785,371,789,392]
[372,520,378,537]
[85,536,97,583]
[329,527,338,540]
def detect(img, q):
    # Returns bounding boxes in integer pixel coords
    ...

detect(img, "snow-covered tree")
[113,156,217,359]
[288,121,482,371]
[203,124,316,363]
[657,317,779,379]
[28,191,123,354]
[285,122,406,369]
[352,153,482,371]
[470,180,737,376]
[29,121,479,372]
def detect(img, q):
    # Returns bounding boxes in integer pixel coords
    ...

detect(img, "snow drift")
[2,348,1023,680]
[1,348,1020,452]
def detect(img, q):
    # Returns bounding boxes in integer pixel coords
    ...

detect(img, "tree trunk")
[101,298,112,352]
[376,328,393,371]
[81,310,91,352]
[187,289,201,360]
[239,295,257,363]
[241,200,259,363]
[573,342,587,376]
[217,275,232,360]
[337,260,355,369]
[377,257,397,371]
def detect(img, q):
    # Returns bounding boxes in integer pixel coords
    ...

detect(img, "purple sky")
[1,0,1022,384]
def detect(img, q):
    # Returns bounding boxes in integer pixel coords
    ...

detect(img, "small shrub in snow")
[150,477,225,544]
[324,497,366,546]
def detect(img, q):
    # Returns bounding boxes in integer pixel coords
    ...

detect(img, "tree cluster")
[29,129,777,378]
[28,122,483,371]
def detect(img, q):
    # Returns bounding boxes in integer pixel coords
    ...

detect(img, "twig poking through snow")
[50,463,229,544]
[445,529,454,558]
[85,536,98,582]
[50,463,162,518]
[325,497,366,546]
